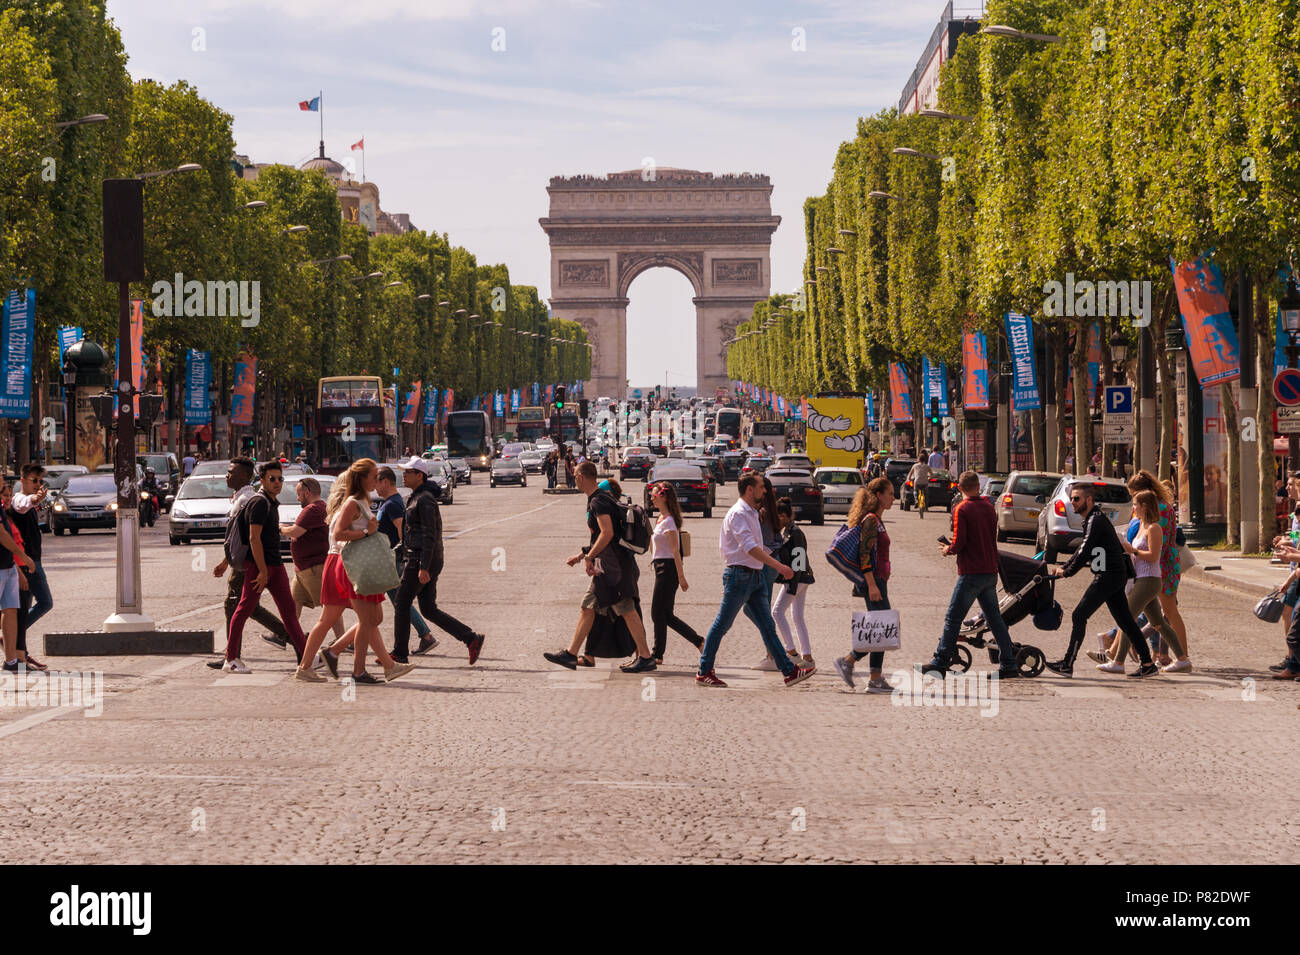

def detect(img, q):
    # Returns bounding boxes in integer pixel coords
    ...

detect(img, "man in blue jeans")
[924,470,1021,678]
[11,465,53,668]
[696,473,815,688]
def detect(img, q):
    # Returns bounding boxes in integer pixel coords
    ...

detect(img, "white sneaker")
[223,658,251,673]
[311,652,325,670]
[752,654,779,671]
[1096,661,1124,674]
[384,661,416,683]
[1162,659,1193,673]
[1084,649,1108,664]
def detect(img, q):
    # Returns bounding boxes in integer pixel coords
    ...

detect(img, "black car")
[688,456,725,486]
[719,451,747,481]
[51,473,126,534]
[138,452,181,511]
[644,464,713,518]
[620,450,655,481]
[446,457,472,485]
[647,438,668,457]
[766,468,824,525]
[883,458,917,496]
[490,457,527,487]
[901,469,960,512]
[739,453,773,477]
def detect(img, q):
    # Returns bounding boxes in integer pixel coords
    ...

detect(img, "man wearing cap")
[390,456,486,665]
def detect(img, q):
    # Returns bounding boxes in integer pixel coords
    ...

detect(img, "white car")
[812,467,864,514]
[168,474,239,545]
[1036,475,1133,562]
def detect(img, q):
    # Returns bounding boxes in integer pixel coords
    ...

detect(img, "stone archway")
[540,168,780,399]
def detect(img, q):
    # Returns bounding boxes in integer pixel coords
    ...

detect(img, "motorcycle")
[139,489,159,527]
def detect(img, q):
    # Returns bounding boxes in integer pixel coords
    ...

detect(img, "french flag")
[298,96,320,111]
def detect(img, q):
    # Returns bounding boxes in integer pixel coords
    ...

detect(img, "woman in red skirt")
[297,458,415,684]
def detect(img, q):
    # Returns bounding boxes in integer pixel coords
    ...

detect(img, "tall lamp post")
[1280,279,1300,472]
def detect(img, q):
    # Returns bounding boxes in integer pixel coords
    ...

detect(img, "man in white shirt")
[695,473,815,688]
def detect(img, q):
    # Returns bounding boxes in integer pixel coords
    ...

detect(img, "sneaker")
[1162,659,1193,673]
[414,635,439,655]
[1044,659,1073,678]
[918,659,949,677]
[784,664,815,687]
[223,658,251,674]
[319,649,340,679]
[261,632,288,649]
[695,670,727,688]
[866,674,893,693]
[387,651,410,665]
[346,671,383,685]
[294,667,327,683]
[1268,659,1296,672]
[620,656,657,674]
[384,662,416,683]
[1096,660,1125,674]
[1129,662,1160,679]
[752,654,779,671]
[206,658,224,670]
[2,660,21,673]
[832,656,856,689]
[1085,649,1109,664]
[1271,667,1300,680]
[544,649,578,670]
[467,633,485,666]
[801,654,815,667]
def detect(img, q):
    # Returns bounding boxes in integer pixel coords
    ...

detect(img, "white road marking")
[159,602,225,625]
[0,706,80,739]
[445,500,560,540]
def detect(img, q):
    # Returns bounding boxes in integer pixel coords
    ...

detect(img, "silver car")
[812,467,863,515]
[996,471,1063,542]
[1036,475,1133,562]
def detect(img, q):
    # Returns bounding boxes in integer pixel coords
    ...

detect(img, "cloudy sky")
[107,0,953,389]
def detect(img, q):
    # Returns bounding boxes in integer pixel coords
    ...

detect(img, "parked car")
[137,453,181,511]
[168,474,238,544]
[446,456,472,484]
[52,473,136,535]
[619,448,655,481]
[277,474,337,557]
[687,456,725,486]
[901,469,960,512]
[1036,475,1133,562]
[997,471,1064,542]
[518,449,547,474]
[766,468,824,525]
[644,463,713,518]
[490,457,527,487]
[812,466,864,515]
[883,457,916,497]
[979,473,1009,501]
[772,453,816,474]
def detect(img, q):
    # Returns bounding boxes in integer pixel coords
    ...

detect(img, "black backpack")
[223,495,255,570]
[615,494,652,555]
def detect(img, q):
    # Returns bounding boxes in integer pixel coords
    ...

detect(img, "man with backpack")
[220,460,308,673]
[207,457,290,670]
[543,461,656,672]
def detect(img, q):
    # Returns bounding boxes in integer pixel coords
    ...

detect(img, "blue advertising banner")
[510,388,520,413]
[0,289,35,418]
[494,391,505,416]
[922,356,949,416]
[424,388,439,426]
[183,349,212,425]
[57,325,83,369]
[1003,312,1041,411]
[867,392,876,427]
[531,383,540,405]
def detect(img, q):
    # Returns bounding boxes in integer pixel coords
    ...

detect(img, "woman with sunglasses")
[647,481,703,664]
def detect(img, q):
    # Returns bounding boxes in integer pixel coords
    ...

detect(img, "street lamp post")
[1280,280,1300,471]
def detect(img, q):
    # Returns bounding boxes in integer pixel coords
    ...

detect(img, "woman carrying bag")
[297,458,415,685]
[647,481,703,664]
[832,477,895,693]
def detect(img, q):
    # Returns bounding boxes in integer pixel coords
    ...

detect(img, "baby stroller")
[951,550,1060,677]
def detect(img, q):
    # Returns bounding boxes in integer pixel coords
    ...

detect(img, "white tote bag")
[850,609,901,653]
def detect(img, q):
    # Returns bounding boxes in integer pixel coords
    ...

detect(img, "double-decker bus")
[316,376,397,474]
[557,402,582,445]
[446,409,493,469]
[517,406,547,444]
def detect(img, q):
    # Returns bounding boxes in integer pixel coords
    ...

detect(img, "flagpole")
[319,90,324,156]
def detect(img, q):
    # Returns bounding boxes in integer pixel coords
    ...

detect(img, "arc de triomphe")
[540,168,780,399]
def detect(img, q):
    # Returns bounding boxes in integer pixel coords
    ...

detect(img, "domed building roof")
[300,154,348,180]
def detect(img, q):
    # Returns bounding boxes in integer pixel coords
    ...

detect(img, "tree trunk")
[1257,280,1278,546]
[1071,324,1093,475]
[1221,382,1240,546]
[1054,325,1069,471]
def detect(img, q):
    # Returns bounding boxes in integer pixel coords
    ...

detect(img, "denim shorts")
[1285,577,1300,608]
[0,566,18,611]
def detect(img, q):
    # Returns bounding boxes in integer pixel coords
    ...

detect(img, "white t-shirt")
[651,514,679,560]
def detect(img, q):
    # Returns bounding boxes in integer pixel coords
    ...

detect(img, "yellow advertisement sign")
[804,396,866,469]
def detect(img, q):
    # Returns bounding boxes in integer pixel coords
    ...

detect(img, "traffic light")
[578,398,589,418]
[554,385,566,410]
[929,397,940,427]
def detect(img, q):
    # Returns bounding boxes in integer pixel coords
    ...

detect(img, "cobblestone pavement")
[5,480,1294,864]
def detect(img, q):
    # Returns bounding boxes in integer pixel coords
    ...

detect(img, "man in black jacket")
[390,456,485,665]
[1045,482,1158,678]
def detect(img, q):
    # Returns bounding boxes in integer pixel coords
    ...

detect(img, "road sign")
[1102,415,1135,444]
[1274,368,1300,406]
[1104,385,1133,415]
[1278,405,1300,433]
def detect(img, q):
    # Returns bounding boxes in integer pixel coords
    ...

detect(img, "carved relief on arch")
[617,251,704,297]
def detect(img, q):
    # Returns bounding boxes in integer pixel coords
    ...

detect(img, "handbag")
[340,532,401,596]
[850,608,901,653]
[826,522,867,587]
[1253,589,1285,624]
[1178,544,1195,570]
[678,528,691,558]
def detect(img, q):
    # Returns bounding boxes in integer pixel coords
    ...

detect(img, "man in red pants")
[222,460,307,673]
